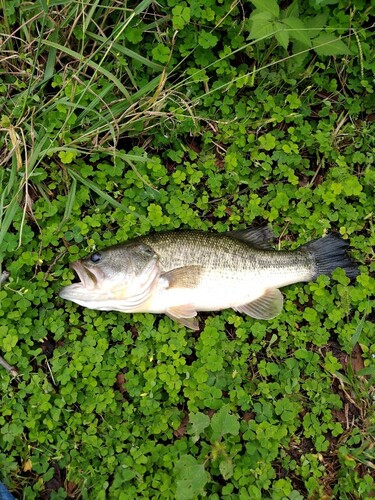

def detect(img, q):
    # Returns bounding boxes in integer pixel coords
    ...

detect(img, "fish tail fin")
[302,234,359,280]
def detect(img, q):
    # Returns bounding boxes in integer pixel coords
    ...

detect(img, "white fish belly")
[145,265,312,313]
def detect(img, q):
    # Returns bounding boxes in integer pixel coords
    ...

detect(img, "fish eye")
[90,253,102,263]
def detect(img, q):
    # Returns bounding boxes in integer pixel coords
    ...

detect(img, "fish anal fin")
[234,288,283,320]
[163,265,203,289]
[227,226,274,249]
[166,305,199,330]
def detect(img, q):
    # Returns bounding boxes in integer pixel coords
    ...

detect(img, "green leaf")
[350,311,366,349]
[281,17,311,46]
[39,0,48,12]
[282,0,299,18]
[356,366,375,377]
[259,132,277,151]
[123,26,143,44]
[59,177,76,228]
[250,0,279,18]
[313,33,351,56]
[152,44,171,63]
[304,14,329,38]
[175,455,210,500]
[198,30,218,49]
[188,412,210,443]
[0,197,20,253]
[132,0,154,16]
[274,22,289,49]
[210,405,240,441]
[58,150,77,165]
[248,11,275,40]
[172,5,191,30]
[219,457,234,480]
[43,28,59,82]
[324,352,342,373]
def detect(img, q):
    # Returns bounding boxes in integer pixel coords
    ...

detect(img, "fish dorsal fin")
[234,288,283,319]
[162,265,203,289]
[166,305,200,330]
[227,226,274,249]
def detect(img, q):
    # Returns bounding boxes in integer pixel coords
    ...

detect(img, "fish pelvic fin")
[166,305,200,330]
[302,234,359,280]
[233,288,283,320]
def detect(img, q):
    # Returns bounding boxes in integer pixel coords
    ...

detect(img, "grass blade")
[41,40,132,100]
[43,27,59,82]
[86,31,163,70]
[350,311,367,350]
[0,197,20,255]
[60,176,76,228]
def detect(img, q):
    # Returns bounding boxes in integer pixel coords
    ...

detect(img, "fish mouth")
[59,260,105,300]
[70,260,105,289]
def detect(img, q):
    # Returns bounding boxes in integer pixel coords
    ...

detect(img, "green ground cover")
[0,0,374,498]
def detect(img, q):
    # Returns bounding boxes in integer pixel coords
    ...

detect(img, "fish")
[59,227,359,330]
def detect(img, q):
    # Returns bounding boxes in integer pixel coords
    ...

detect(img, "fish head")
[59,242,160,311]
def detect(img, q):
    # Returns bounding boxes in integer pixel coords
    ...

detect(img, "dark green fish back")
[141,231,252,272]
[139,230,313,277]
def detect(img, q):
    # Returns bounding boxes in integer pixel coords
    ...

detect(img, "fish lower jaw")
[59,283,85,299]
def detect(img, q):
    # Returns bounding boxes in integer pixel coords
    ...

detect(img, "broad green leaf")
[210,405,240,441]
[250,0,279,18]
[282,17,311,46]
[356,366,375,377]
[219,457,234,480]
[304,14,329,38]
[248,12,275,41]
[282,0,299,19]
[175,455,210,500]
[124,26,143,44]
[58,150,77,165]
[172,5,191,30]
[188,412,210,443]
[152,44,171,63]
[198,30,218,49]
[313,33,351,56]
[274,22,289,49]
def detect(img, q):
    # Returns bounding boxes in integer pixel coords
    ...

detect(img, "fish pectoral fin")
[234,288,283,320]
[162,265,203,289]
[166,305,200,331]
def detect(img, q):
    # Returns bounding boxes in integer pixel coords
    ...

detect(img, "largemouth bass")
[59,227,358,330]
